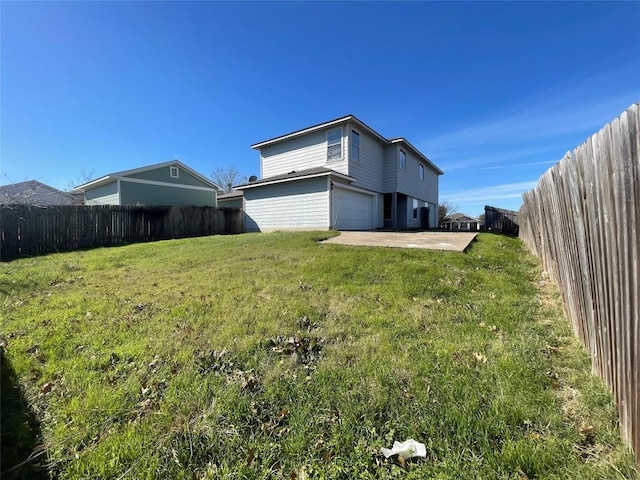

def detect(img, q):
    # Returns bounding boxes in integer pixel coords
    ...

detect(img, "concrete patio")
[322,231,478,252]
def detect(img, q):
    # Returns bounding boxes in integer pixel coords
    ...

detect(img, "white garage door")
[332,187,374,230]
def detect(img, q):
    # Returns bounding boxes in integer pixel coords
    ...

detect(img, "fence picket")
[0,205,243,261]
[519,103,639,464]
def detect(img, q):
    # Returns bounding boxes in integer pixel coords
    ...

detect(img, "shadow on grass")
[1,348,50,480]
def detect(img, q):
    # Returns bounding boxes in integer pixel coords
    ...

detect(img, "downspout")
[328,177,333,230]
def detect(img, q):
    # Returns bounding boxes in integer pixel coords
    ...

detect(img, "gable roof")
[445,213,479,222]
[0,180,77,205]
[251,114,444,176]
[73,160,221,191]
[236,166,354,190]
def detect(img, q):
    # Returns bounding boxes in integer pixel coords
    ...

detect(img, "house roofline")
[251,114,388,149]
[218,190,243,199]
[73,160,222,192]
[0,180,76,198]
[445,213,479,222]
[389,138,444,175]
[250,115,444,176]
[236,168,354,190]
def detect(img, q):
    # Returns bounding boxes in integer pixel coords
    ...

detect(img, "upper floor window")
[419,164,424,181]
[351,130,360,162]
[327,128,342,162]
[170,166,179,178]
[400,149,407,169]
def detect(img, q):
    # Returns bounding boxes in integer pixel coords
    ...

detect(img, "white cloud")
[422,62,640,156]
[437,146,561,172]
[441,180,538,204]
[477,160,557,171]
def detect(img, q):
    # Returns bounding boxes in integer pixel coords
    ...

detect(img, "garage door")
[332,187,374,230]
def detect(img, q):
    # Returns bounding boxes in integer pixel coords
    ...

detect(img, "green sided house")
[74,160,220,207]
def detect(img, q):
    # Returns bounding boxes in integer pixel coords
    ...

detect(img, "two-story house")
[237,115,443,232]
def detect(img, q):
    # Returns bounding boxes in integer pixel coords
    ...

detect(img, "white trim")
[119,177,217,192]
[74,160,222,191]
[331,182,376,196]
[117,179,121,204]
[327,177,332,229]
[239,170,354,190]
[170,166,179,178]
[251,115,388,149]
[249,116,444,176]
[252,116,352,149]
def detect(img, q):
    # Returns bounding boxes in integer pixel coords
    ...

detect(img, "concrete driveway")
[322,231,478,252]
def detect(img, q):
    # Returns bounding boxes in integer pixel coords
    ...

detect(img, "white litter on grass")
[381,439,427,460]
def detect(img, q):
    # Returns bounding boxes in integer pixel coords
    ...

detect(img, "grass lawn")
[1,232,637,479]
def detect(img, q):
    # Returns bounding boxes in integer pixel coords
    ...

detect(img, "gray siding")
[397,148,439,205]
[404,197,426,229]
[347,125,384,192]
[260,129,348,179]
[120,181,216,206]
[85,181,119,205]
[127,165,210,188]
[382,145,398,193]
[244,177,329,232]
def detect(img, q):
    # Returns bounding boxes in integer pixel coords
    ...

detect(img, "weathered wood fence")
[0,205,244,261]
[519,103,639,463]
[484,205,519,235]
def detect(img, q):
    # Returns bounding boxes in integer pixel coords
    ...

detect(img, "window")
[419,164,424,181]
[413,199,419,219]
[170,166,179,178]
[400,149,406,169]
[351,130,360,162]
[327,128,342,161]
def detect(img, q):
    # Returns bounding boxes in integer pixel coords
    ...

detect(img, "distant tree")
[210,166,247,193]
[438,201,458,227]
[65,169,96,191]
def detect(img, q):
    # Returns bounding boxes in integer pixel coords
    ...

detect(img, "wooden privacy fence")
[0,205,244,261]
[519,103,639,463]
[484,205,519,235]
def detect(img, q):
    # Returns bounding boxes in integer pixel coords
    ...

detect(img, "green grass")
[1,232,637,479]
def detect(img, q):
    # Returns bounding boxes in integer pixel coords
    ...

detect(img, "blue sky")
[2,2,638,216]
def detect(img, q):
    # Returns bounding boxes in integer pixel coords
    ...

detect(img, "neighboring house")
[0,180,79,205]
[74,160,219,207]
[237,115,443,232]
[441,213,481,231]
[217,190,244,209]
